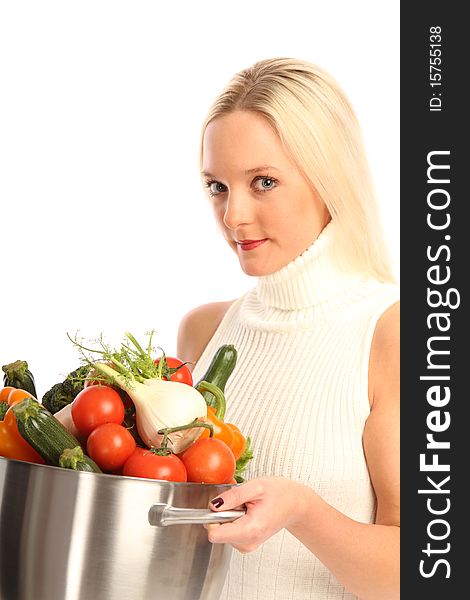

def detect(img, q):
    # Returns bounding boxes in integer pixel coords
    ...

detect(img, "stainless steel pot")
[0,456,243,600]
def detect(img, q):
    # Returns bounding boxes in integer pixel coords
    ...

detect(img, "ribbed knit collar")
[256,221,364,310]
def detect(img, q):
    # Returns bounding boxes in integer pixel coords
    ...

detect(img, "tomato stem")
[148,446,173,457]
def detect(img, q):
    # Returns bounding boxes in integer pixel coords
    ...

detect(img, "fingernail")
[211,497,224,508]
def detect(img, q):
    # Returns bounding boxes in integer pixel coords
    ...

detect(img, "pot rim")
[0,454,237,489]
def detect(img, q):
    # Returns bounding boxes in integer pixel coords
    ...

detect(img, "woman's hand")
[208,473,399,600]
[206,476,309,553]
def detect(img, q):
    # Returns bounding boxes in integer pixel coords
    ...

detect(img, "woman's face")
[202,110,331,276]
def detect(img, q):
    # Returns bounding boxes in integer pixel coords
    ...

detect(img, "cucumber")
[0,401,8,421]
[59,446,101,473]
[195,344,237,409]
[12,397,101,472]
[2,360,37,398]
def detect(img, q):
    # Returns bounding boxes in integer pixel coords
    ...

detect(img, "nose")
[223,189,254,231]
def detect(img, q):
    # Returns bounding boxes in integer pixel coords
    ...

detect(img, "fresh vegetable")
[70,332,208,453]
[227,423,247,461]
[54,403,85,442]
[71,385,125,437]
[154,356,193,386]
[123,447,187,482]
[84,366,133,407]
[199,405,234,447]
[12,397,95,467]
[0,403,45,463]
[196,380,226,420]
[196,381,247,461]
[234,437,253,483]
[86,423,136,472]
[180,437,236,484]
[195,344,237,409]
[42,366,88,414]
[59,446,102,473]
[0,402,8,421]
[2,360,37,398]
[0,387,19,420]
[5,388,35,407]
[0,387,16,402]
[196,380,234,446]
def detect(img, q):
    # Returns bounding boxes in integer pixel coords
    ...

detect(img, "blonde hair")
[200,57,395,282]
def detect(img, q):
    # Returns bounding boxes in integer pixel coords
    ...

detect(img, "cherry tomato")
[154,357,193,386]
[181,438,236,484]
[72,385,125,437]
[87,423,136,472]
[123,447,187,482]
[226,423,247,461]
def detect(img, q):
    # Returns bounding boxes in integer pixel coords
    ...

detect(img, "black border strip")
[401,3,466,596]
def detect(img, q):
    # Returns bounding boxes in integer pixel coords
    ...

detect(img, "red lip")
[236,239,268,251]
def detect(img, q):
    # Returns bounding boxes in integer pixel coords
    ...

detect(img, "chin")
[239,259,278,277]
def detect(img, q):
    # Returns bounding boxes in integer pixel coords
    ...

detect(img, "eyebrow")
[201,165,280,178]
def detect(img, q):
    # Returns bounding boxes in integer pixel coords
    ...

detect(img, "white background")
[0,1,399,396]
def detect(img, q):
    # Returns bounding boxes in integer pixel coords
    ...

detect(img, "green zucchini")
[2,360,37,398]
[195,344,237,409]
[0,401,8,421]
[59,446,101,473]
[12,397,101,472]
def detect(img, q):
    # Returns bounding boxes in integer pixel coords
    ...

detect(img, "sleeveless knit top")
[191,221,399,600]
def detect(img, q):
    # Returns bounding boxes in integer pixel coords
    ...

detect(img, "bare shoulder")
[177,300,235,371]
[368,300,400,409]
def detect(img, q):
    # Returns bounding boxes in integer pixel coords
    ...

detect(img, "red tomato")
[226,423,247,461]
[86,423,136,472]
[154,357,193,386]
[71,385,125,437]
[84,369,134,409]
[123,447,187,482]
[180,438,236,484]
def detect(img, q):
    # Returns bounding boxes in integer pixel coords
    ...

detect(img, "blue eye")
[253,177,277,192]
[205,180,227,196]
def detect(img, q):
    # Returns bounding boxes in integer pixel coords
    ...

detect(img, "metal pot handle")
[148,503,245,527]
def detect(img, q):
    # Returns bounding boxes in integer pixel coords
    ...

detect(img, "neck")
[256,221,365,310]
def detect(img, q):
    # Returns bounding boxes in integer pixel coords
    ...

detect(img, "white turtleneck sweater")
[191,222,399,600]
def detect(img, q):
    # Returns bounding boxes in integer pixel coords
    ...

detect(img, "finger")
[204,523,259,554]
[205,515,256,545]
[231,542,261,554]
[204,522,221,532]
[209,479,263,511]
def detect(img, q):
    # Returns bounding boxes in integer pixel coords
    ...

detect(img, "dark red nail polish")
[211,497,224,508]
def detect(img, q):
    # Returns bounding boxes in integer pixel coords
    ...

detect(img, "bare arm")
[292,301,400,598]
[207,302,400,600]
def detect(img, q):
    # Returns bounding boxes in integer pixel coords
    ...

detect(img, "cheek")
[210,202,223,222]
[273,203,323,248]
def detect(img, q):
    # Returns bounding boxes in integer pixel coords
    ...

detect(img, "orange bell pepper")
[0,388,44,463]
[200,405,235,447]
